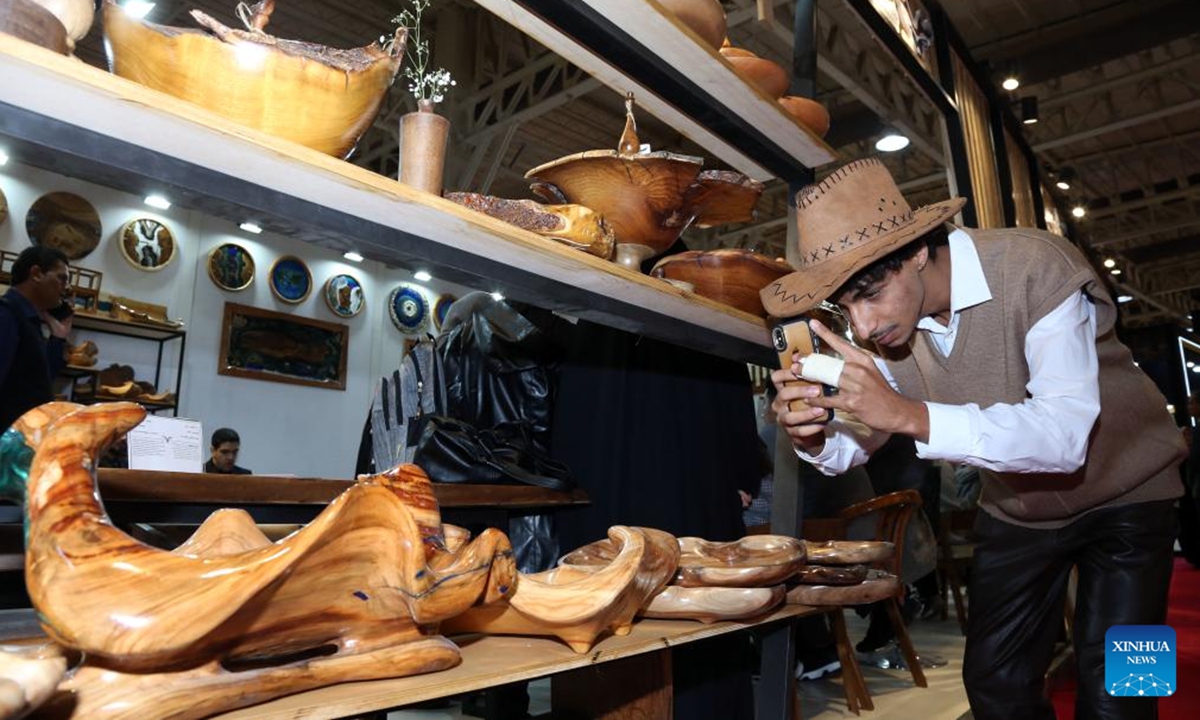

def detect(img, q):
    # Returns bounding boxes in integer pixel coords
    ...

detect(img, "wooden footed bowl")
[446,192,615,259]
[719,45,790,99]
[651,249,793,318]
[673,535,806,587]
[805,539,895,566]
[102,0,407,158]
[642,585,785,623]
[785,570,900,606]
[659,0,727,50]
[778,95,831,138]
[0,0,70,54]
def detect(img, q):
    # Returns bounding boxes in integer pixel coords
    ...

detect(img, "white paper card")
[126,415,204,473]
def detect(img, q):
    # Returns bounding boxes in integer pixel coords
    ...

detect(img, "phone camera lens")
[772,326,787,352]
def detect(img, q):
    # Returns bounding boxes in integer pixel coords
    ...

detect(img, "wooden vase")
[400,101,451,196]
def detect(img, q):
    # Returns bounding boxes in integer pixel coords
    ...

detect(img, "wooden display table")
[216,604,820,720]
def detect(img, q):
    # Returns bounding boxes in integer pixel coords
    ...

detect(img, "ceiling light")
[0,150,8,166]
[1103,258,1116,268]
[123,1,156,19]
[1072,206,1086,218]
[1002,77,1019,91]
[414,270,432,282]
[874,132,910,152]
[343,251,364,263]
[1020,96,1039,124]
[490,291,505,302]
[1117,295,1133,304]
[1056,180,1070,190]
[1193,366,1200,374]
[1188,361,1195,368]
[239,222,262,234]
[1110,268,1121,276]
[144,194,171,209]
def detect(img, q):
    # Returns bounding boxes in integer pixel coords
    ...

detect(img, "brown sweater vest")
[882,228,1184,528]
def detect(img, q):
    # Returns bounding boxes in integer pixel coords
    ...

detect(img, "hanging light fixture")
[1021,96,1039,125]
[875,129,910,152]
[1002,76,1019,91]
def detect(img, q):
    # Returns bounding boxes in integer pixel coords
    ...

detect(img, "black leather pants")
[962,500,1176,720]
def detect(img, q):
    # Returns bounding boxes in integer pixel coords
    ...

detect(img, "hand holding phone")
[771,317,835,424]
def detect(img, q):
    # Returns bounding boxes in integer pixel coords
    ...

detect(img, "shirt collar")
[915,227,991,333]
[2,287,39,320]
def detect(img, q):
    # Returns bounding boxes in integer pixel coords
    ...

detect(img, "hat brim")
[760,197,967,317]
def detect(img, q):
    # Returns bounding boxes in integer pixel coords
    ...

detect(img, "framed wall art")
[26,191,102,260]
[323,273,365,318]
[119,217,177,271]
[208,242,255,291]
[218,302,348,390]
[388,284,430,334]
[269,255,312,304]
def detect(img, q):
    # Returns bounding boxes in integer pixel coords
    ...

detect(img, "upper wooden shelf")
[0,35,773,365]
[71,312,187,341]
[476,0,838,182]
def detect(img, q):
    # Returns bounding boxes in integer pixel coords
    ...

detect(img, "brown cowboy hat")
[760,158,966,317]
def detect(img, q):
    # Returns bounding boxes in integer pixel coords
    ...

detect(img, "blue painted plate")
[433,293,456,331]
[270,255,312,304]
[388,284,429,334]
[323,273,365,318]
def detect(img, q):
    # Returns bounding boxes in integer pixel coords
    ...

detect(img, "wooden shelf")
[0,35,773,365]
[214,604,819,719]
[71,311,186,341]
[475,0,838,182]
[96,469,590,510]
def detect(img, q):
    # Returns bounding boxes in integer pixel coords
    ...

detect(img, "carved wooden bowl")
[0,0,70,54]
[526,96,763,270]
[805,539,895,566]
[719,45,790,99]
[101,0,406,159]
[779,95,831,138]
[785,570,900,606]
[650,249,793,317]
[642,584,785,623]
[659,0,727,50]
[673,535,806,587]
[446,192,615,259]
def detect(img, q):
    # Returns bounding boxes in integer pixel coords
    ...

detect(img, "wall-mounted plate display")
[323,273,365,318]
[269,255,312,304]
[388,284,429,334]
[119,217,177,271]
[25,191,102,260]
[207,242,255,291]
[432,293,456,331]
[0,185,7,226]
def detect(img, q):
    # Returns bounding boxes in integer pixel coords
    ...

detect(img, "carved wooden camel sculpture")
[3,402,517,720]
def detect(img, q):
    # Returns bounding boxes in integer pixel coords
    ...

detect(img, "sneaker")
[795,645,842,681]
[855,616,895,654]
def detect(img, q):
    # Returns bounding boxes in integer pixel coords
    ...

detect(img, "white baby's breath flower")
[392,0,456,106]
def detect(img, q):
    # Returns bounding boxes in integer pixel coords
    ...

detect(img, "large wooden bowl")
[672,535,806,588]
[719,45,790,99]
[779,95,831,138]
[659,0,726,50]
[650,249,793,318]
[101,0,406,159]
[0,0,69,54]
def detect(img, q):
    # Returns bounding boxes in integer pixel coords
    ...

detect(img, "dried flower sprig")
[386,0,457,107]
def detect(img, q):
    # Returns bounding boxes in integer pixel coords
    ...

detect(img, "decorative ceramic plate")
[25,191,102,260]
[269,255,312,304]
[432,293,456,331]
[323,273,365,318]
[0,185,8,226]
[118,217,176,271]
[388,284,429,334]
[207,243,255,291]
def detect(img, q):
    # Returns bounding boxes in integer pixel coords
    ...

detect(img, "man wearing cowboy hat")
[764,158,1185,720]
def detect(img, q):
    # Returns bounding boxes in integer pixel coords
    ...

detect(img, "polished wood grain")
[444,526,680,653]
[672,535,805,587]
[778,96,831,138]
[642,584,785,623]
[0,645,65,720]
[658,0,726,50]
[0,0,67,55]
[650,249,792,318]
[552,648,673,719]
[804,539,895,566]
[17,402,517,719]
[719,45,789,99]
[785,572,900,606]
[101,0,405,159]
[793,564,869,586]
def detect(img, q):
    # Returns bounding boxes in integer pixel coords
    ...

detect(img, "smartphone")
[771,316,834,423]
[48,299,75,321]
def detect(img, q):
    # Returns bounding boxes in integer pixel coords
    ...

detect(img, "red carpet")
[1050,557,1200,719]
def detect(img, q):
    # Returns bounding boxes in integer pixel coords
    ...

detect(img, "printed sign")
[1105,625,1175,697]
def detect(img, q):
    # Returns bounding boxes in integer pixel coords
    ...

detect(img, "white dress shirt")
[801,228,1101,475]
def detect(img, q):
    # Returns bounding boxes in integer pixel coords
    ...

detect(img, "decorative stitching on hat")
[764,282,818,306]
[795,158,885,211]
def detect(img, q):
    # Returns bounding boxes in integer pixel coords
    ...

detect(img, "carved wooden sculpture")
[786,570,901,606]
[642,585,785,624]
[444,526,679,653]
[805,539,895,566]
[446,192,616,259]
[5,401,516,720]
[101,0,407,158]
[525,94,763,271]
[0,646,66,720]
[650,249,794,317]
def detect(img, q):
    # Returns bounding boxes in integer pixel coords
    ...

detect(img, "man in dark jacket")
[1,246,72,431]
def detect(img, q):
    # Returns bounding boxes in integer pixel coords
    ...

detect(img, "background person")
[205,427,252,474]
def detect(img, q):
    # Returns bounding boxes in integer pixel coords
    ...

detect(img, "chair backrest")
[837,489,923,577]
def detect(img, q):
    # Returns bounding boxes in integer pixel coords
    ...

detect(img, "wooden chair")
[803,489,929,691]
[936,507,977,635]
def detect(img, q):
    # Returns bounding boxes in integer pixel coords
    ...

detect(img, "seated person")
[205,427,252,474]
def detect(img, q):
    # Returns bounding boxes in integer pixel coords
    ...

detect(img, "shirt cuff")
[913,402,974,461]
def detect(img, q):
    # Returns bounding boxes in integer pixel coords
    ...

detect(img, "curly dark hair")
[833,224,950,301]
